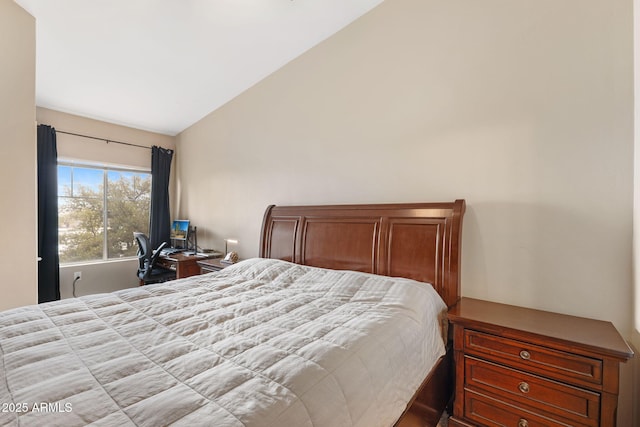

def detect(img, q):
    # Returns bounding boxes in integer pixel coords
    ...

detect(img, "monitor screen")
[170,220,190,240]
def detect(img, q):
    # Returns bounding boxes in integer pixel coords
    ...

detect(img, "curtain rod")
[56,130,152,150]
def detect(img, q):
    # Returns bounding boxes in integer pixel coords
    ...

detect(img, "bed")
[0,200,465,427]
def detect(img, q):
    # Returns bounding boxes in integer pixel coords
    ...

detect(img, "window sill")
[59,257,138,268]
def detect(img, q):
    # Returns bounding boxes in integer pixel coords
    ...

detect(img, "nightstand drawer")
[464,389,589,427]
[465,356,600,426]
[449,298,633,427]
[464,329,603,387]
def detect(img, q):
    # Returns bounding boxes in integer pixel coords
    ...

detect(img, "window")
[58,162,151,264]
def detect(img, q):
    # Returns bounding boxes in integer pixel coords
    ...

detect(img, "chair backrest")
[134,231,169,272]
[133,232,151,271]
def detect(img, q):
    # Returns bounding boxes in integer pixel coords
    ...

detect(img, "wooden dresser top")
[448,298,633,361]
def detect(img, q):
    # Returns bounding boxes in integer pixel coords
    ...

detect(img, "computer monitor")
[170,220,190,243]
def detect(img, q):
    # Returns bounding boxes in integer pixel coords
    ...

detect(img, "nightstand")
[197,258,232,273]
[448,298,633,427]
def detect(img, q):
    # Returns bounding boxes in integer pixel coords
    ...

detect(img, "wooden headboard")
[259,200,465,308]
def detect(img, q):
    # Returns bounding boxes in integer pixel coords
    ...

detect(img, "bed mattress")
[0,258,447,427]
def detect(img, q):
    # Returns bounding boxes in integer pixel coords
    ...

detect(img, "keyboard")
[160,248,184,256]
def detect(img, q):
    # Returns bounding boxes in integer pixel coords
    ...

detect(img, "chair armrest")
[150,241,168,266]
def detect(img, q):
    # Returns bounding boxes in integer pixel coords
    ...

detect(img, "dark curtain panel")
[149,146,174,249]
[37,125,60,303]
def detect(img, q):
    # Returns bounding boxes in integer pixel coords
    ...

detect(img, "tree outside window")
[58,164,151,264]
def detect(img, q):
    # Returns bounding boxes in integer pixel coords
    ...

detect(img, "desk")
[157,253,217,279]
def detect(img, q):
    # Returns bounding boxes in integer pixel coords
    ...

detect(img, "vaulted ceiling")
[15,0,384,135]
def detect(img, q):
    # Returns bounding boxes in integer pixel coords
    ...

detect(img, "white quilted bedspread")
[0,258,447,427]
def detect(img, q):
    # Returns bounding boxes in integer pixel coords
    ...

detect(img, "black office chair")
[133,232,176,285]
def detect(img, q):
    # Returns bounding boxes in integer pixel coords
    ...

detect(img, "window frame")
[57,160,152,265]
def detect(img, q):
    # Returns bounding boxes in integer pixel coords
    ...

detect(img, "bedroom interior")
[1,0,639,425]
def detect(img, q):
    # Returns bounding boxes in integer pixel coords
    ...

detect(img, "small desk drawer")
[464,389,589,427]
[464,330,602,386]
[465,356,600,426]
[156,259,176,270]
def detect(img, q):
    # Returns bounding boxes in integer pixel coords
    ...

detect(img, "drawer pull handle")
[518,419,529,427]
[519,350,531,360]
[518,382,530,394]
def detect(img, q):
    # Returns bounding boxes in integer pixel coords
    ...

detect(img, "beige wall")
[177,0,635,422]
[0,1,36,311]
[632,0,640,423]
[36,107,177,297]
[634,0,640,348]
[37,107,175,170]
[178,0,633,331]
[631,332,640,424]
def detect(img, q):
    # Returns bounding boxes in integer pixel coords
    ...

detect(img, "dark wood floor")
[397,409,448,427]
